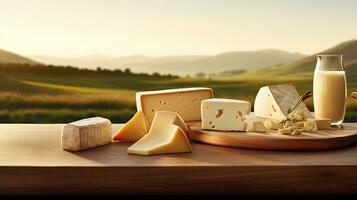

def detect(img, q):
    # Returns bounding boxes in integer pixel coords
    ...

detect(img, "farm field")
[1,71,357,123]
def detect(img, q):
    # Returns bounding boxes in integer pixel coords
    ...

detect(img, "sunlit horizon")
[1,0,357,57]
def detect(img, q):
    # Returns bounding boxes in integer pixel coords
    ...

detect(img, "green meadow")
[1,66,356,123]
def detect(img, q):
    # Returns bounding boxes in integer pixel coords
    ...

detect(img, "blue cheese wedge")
[61,117,112,151]
[254,84,312,120]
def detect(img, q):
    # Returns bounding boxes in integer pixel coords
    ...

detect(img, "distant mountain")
[122,55,209,72]
[145,49,305,75]
[275,40,357,74]
[0,49,38,65]
[238,40,357,81]
[30,50,304,75]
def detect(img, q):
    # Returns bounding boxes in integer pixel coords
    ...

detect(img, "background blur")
[0,0,356,123]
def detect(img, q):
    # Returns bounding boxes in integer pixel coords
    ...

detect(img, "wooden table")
[1,124,357,195]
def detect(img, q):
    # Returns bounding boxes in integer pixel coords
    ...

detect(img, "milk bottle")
[313,55,347,126]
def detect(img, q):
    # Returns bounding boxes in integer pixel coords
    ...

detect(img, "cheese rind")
[61,117,112,151]
[127,111,192,156]
[254,84,312,120]
[136,87,213,124]
[112,111,150,142]
[201,98,251,131]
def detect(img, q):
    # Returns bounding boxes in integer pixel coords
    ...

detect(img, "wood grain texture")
[1,166,357,195]
[1,124,357,194]
[188,121,357,150]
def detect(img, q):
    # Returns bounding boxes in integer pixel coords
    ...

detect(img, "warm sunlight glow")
[1,0,357,57]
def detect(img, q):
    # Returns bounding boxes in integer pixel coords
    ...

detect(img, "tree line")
[0,63,178,78]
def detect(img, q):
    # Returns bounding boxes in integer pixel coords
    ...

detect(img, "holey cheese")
[136,87,213,124]
[62,117,112,151]
[254,84,312,120]
[201,98,251,131]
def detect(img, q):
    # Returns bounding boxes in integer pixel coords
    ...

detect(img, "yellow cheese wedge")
[127,111,192,156]
[112,111,150,142]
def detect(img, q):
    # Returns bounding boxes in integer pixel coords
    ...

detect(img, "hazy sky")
[1,0,357,57]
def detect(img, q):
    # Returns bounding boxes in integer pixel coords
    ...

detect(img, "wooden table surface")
[1,124,357,195]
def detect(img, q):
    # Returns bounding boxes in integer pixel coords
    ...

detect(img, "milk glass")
[313,55,347,126]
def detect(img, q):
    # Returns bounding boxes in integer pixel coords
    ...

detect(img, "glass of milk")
[313,55,347,126]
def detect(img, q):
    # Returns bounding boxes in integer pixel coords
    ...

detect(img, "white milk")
[313,71,347,124]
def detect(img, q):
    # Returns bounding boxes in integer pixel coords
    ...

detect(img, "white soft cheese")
[254,84,312,120]
[61,117,112,151]
[201,98,251,131]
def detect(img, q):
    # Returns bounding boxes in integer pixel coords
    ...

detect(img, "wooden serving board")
[187,120,357,151]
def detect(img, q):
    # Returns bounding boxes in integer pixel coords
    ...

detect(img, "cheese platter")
[61,82,356,154]
[187,116,357,151]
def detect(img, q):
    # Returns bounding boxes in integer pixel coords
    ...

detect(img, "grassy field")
[1,70,357,123]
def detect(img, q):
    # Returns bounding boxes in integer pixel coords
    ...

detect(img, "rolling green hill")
[1,45,356,123]
[0,60,356,123]
[0,49,38,65]
[238,40,357,81]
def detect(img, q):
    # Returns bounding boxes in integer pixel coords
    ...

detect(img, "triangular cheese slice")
[112,111,150,142]
[127,111,192,156]
[254,84,312,120]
